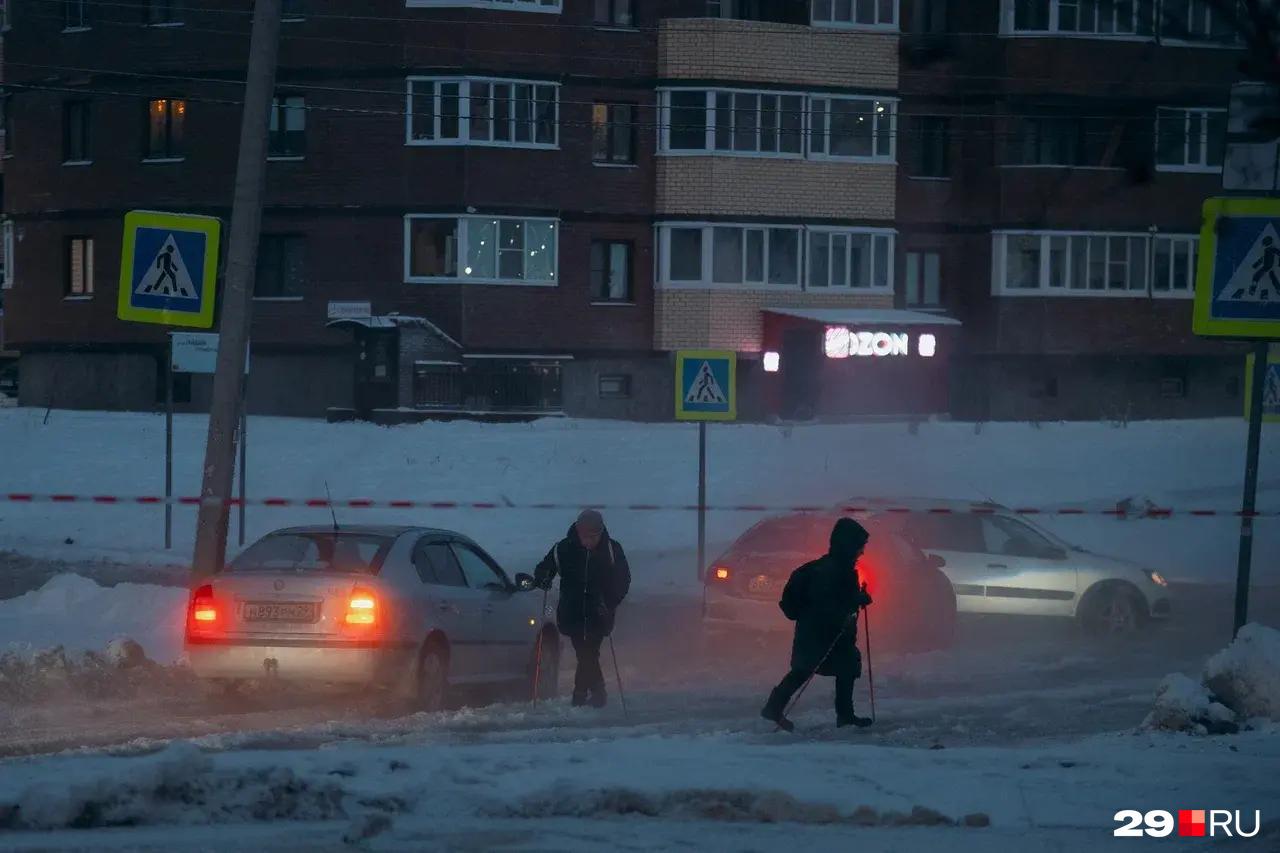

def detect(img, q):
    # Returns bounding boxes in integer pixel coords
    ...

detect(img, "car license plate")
[747,575,774,595]
[243,602,316,622]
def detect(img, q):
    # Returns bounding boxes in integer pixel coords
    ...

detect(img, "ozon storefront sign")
[824,327,936,359]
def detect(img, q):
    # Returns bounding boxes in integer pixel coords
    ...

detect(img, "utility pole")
[192,0,282,579]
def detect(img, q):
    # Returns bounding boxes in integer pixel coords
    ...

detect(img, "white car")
[185,525,559,709]
[863,498,1172,636]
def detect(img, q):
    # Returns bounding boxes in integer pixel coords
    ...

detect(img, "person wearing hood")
[534,510,632,707]
[761,517,875,731]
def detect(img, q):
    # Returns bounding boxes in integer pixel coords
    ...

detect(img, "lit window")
[406,216,558,285]
[145,98,186,160]
[593,103,636,164]
[66,236,94,297]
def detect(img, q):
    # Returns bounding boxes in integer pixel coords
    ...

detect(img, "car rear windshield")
[226,532,395,574]
[736,517,828,555]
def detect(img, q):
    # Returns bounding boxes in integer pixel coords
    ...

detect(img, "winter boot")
[588,686,608,709]
[837,711,873,728]
[572,689,589,708]
[760,688,795,733]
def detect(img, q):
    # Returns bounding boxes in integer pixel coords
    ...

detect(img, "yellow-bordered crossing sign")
[117,210,221,328]
[675,349,736,421]
[1194,197,1280,339]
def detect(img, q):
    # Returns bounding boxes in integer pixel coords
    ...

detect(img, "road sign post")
[675,349,737,592]
[1195,197,1280,636]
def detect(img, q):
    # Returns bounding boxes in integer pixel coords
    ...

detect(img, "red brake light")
[188,584,218,629]
[713,567,731,581]
[345,587,377,627]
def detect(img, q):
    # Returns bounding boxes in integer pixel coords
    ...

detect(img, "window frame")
[450,542,512,591]
[62,99,92,165]
[1155,106,1227,173]
[658,88,808,159]
[992,230,1183,298]
[268,94,307,160]
[2,221,15,289]
[405,0,562,11]
[63,0,91,31]
[804,226,895,292]
[406,76,560,149]
[810,0,900,31]
[1001,0,1155,39]
[404,214,560,286]
[592,102,637,166]
[590,239,634,303]
[145,0,184,27]
[593,0,635,27]
[904,249,943,307]
[65,235,95,299]
[908,115,950,178]
[143,97,186,162]
[253,234,306,301]
[808,95,897,163]
[1151,234,1198,299]
[598,374,632,399]
[1158,0,1242,46]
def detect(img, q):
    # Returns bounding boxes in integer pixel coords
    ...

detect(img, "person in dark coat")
[761,517,874,731]
[534,509,632,707]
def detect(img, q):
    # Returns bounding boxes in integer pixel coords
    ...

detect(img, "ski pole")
[608,635,629,719]
[531,584,550,704]
[863,600,876,723]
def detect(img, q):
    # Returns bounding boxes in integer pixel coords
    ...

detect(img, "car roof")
[843,496,1007,512]
[268,524,455,538]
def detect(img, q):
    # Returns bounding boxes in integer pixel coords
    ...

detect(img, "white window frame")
[406,77,560,149]
[805,226,895,291]
[2,220,13,289]
[658,88,807,159]
[1159,0,1243,47]
[1151,234,1198,299]
[404,214,559,286]
[992,230,1169,298]
[999,0,1153,40]
[1155,106,1226,173]
[811,0,900,31]
[405,0,561,12]
[809,96,897,163]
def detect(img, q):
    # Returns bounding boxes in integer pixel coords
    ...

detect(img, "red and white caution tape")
[0,492,1275,518]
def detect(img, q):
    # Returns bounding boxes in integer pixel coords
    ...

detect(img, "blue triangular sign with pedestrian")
[686,361,727,405]
[1219,222,1280,304]
[135,234,198,299]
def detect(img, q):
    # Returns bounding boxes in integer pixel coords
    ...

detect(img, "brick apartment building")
[0,0,1249,421]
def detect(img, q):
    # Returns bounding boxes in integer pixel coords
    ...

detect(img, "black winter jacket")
[534,523,632,637]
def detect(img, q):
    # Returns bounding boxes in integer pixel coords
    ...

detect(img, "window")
[1005,0,1154,35]
[594,0,633,26]
[1161,0,1238,43]
[904,251,941,306]
[993,231,1156,296]
[406,216,558,284]
[146,0,181,25]
[269,95,306,158]
[282,0,305,21]
[64,0,90,30]
[912,0,947,32]
[452,544,508,591]
[229,532,394,574]
[412,540,467,587]
[407,78,558,148]
[66,237,94,297]
[406,0,561,10]
[63,100,91,163]
[981,516,1058,556]
[592,103,635,164]
[909,115,948,176]
[707,0,807,22]
[1,95,12,157]
[806,229,893,289]
[598,374,632,399]
[145,98,186,160]
[668,228,704,281]
[2,221,13,289]
[809,97,895,160]
[660,90,804,155]
[811,0,898,28]
[254,235,305,299]
[1007,116,1125,167]
[1156,107,1226,171]
[1152,235,1197,297]
[905,515,985,552]
[591,240,632,302]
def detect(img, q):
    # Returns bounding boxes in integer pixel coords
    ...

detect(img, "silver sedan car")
[857,498,1172,636]
[184,525,559,709]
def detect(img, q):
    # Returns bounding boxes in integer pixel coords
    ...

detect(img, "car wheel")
[529,631,561,702]
[1083,586,1144,639]
[416,645,449,712]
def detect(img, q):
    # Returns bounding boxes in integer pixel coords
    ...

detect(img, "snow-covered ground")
[0,409,1277,591]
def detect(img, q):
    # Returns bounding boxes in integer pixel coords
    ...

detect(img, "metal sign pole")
[697,421,707,583]
[1234,341,1269,636]
[238,381,247,548]
[165,336,174,550]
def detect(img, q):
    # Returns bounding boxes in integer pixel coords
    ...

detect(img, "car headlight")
[1143,569,1169,588]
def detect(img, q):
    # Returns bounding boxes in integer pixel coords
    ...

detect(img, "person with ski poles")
[534,509,632,708]
[761,517,874,732]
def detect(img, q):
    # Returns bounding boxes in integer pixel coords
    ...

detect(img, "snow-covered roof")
[765,307,962,327]
[326,314,431,330]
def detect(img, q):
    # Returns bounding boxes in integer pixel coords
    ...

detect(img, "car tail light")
[713,567,731,581]
[188,584,218,630]
[345,587,378,627]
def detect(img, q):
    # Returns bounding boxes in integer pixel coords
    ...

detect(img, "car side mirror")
[926,553,946,570]
[514,573,536,592]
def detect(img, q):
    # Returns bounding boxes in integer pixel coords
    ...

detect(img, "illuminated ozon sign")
[824,328,936,359]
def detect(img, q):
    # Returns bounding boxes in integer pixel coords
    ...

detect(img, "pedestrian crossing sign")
[1194,197,1280,338]
[675,349,736,421]
[1244,350,1280,423]
[117,210,221,328]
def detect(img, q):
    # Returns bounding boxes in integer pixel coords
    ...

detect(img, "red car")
[703,512,957,652]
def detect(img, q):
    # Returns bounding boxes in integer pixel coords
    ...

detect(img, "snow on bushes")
[1142,674,1237,735]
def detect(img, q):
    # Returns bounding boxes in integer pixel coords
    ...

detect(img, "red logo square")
[1179,810,1206,837]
